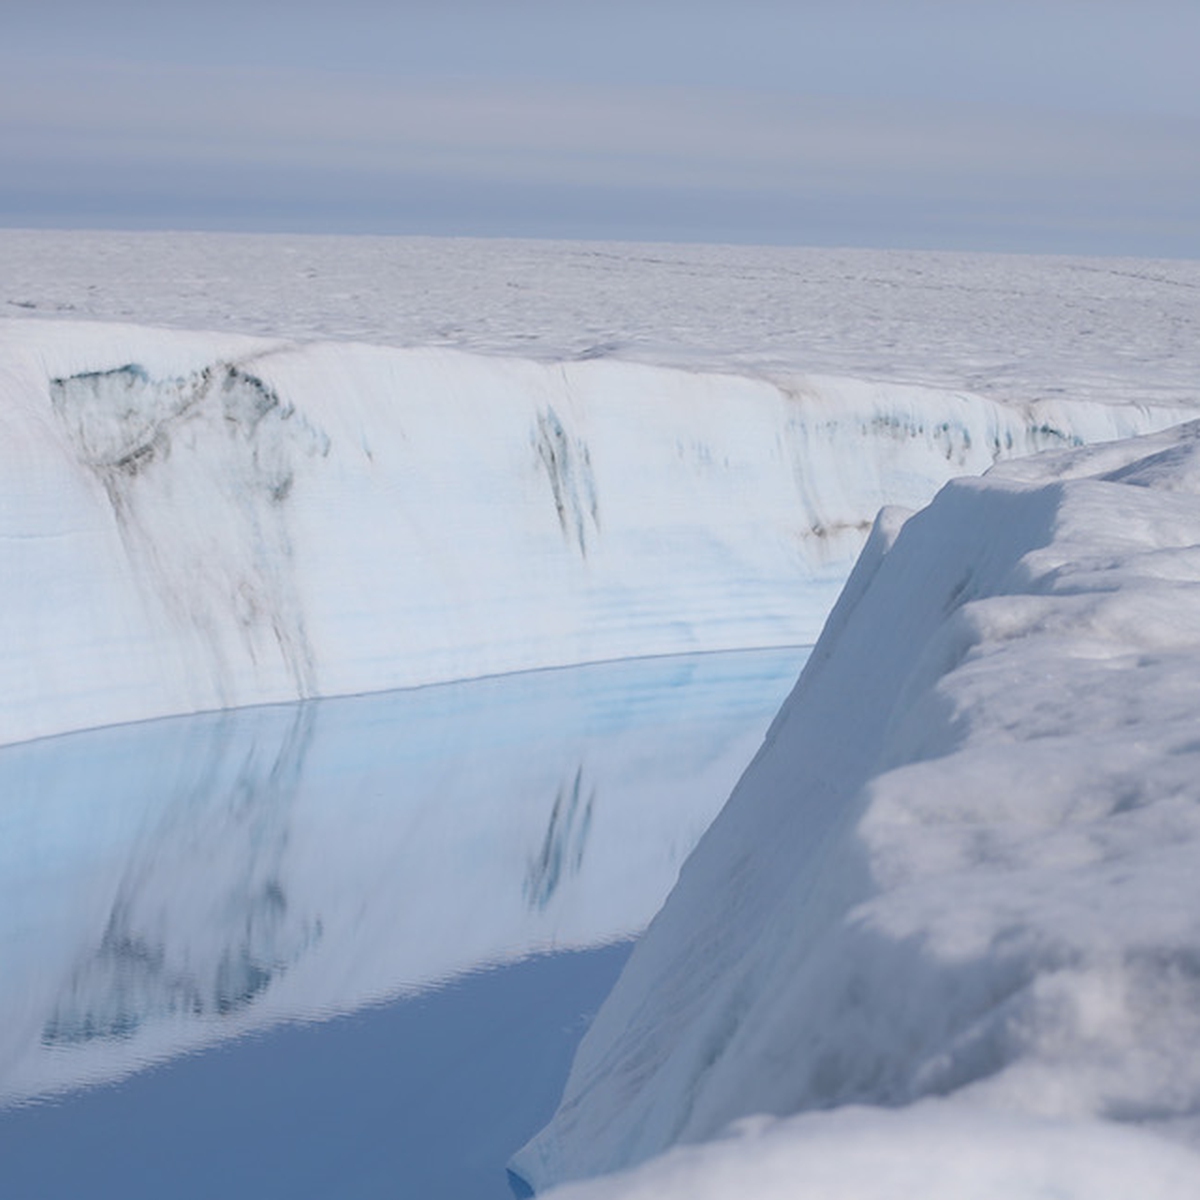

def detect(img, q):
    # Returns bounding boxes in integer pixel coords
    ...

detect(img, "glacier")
[514,421,1200,1199]
[4,233,1200,1195]
[0,314,1190,745]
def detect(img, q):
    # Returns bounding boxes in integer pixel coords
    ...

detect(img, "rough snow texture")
[3,317,1182,746]
[4,232,1200,413]
[544,1107,1200,1200]
[516,422,1200,1197]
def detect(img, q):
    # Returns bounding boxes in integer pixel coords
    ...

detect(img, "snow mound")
[0,649,799,1107]
[515,420,1200,1197]
[543,1106,1200,1200]
[0,318,1186,746]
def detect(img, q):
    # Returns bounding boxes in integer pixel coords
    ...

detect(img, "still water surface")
[0,648,806,1198]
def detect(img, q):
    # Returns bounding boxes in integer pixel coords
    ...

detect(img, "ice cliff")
[514,421,1200,1198]
[0,318,1187,745]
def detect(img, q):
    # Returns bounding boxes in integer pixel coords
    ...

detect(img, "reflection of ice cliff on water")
[0,648,803,1107]
[525,766,596,912]
[42,705,320,1046]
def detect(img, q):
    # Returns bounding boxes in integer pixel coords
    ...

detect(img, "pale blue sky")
[2,1,1197,254]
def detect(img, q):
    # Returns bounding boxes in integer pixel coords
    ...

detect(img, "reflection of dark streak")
[42,703,321,1047]
[524,764,596,911]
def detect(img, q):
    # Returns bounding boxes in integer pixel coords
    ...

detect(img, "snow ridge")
[516,421,1200,1198]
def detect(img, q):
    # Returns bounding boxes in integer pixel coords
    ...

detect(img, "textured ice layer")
[0,318,1186,746]
[517,421,1200,1198]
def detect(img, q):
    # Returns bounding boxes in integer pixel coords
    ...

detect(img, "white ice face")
[0,648,803,1108]
[1,311,1189,747]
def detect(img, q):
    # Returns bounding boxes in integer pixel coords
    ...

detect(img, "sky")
[1,0,1198,255]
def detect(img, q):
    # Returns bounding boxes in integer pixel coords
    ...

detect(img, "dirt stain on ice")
[534,404,600,559]
[49,361,330,703]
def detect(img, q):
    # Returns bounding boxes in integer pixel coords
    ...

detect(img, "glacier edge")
[1,316,1193,746]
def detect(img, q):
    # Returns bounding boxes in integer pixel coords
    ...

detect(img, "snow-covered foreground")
[515,421,1200,1198]
[0,313,1188,745]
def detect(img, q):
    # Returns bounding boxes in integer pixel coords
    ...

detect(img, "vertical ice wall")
[0,318,1190,745]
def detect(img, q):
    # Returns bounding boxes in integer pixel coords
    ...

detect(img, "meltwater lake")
[0,648,806,1199]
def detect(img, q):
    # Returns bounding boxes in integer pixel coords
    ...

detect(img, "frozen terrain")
[3,233,1198,743]
[3,233,1200,1196]
[515,421,1200,1198]
[4,232,1200,411]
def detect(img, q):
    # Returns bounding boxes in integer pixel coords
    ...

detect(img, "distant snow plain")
[519,424,1200,1200]
[4,231,1200,1197]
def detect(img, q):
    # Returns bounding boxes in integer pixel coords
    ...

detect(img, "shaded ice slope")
[0,319,1186,745]
[516,421,1200,1197]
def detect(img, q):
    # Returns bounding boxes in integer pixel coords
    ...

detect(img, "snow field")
[5,232,1200,414]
